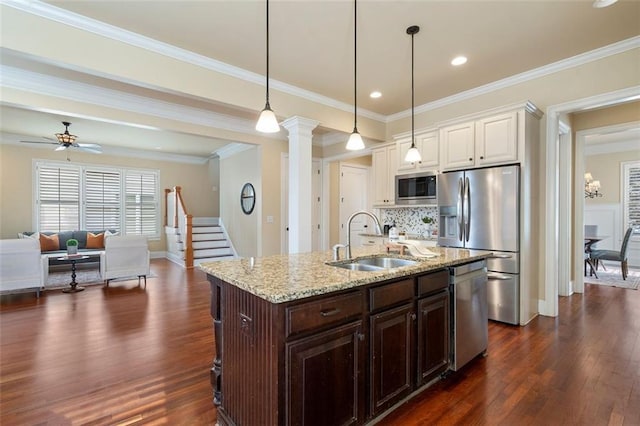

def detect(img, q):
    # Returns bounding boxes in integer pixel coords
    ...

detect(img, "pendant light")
[404,25,422,163]
[256,0,280,133]
[346,0,365,150]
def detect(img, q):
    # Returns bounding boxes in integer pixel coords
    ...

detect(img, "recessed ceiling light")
[451,56,467,66]
[593,0,618,8]
[370,91,382,99]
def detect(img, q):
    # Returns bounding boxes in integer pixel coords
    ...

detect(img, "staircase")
[164,187,236,268]
[190,217,235,265]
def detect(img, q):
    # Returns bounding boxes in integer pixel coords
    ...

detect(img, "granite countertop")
[199,245,490,304]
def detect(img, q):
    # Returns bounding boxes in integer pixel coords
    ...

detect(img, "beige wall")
[0,144,215,252]
[220,146,261,258]
[573,102,640,206]
[573,101,640,131]
[585,150,640,205]
[208,157,221,217]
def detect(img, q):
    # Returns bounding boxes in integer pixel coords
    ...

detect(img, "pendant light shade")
[346,0,365,151]
[404,25,422,163]
[346,130,364,150]
[256,0,280,133]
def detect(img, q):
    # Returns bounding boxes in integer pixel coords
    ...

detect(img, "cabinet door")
[416,291,449,386]
[417,131,439,170]
[441,122,475,170]
[287,321,365,426]
[475,112,518,166]
[370,303,414,416]
[372,146,396,206]
[396,137,416,173]
[397,131,439,173]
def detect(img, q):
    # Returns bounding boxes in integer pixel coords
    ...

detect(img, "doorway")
[543,86,639,316]
[339,164,371,245]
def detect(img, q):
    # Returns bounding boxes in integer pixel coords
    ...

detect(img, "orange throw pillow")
[86,232,105,249]
[40,234,60,252]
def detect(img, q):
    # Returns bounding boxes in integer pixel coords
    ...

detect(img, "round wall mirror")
[240,183,256,215]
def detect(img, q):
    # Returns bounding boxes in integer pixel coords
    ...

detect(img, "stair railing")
[165,186,194,268]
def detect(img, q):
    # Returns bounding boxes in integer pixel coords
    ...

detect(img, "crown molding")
[2,0,386,124]
[387,36,640,122]
[214,142,255,159]
[0,64,287,141]
[585,139,640,155]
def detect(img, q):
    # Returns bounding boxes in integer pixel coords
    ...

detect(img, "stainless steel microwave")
[395,171,437,205]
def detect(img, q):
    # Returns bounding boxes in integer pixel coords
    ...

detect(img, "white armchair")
[0,238,45,296]
[100,235,150,286]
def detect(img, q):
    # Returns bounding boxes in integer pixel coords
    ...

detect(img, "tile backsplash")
[381,207,438,238]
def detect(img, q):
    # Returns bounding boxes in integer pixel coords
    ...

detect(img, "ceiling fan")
[20,121,103,154]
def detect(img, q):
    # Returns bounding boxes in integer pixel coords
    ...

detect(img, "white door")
[282,156,322,253]
[339,164,371,246]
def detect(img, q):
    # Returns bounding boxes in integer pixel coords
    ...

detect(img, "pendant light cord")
[265,0,271,106]
[411,29,415,148]
[353,0,357,130]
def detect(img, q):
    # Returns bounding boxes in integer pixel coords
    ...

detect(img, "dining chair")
[590,227,633,280]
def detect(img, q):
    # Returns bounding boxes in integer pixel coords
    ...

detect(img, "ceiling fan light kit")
[255,0,281,134]
[405,25,422,163]
[55,121,77,144]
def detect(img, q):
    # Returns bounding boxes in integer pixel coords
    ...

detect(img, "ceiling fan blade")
[55,145,67,151]
[76,143,102,149]
[75,144,102,154]
[20,140,59,145]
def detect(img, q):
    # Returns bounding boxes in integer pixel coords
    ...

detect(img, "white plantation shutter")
[624,161,640,236]
[34,161,159,238]
[85,169,121,232]
[37,164,80,232]
[125,170,159,237]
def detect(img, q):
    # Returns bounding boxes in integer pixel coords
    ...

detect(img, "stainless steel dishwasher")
[450,260,488,371]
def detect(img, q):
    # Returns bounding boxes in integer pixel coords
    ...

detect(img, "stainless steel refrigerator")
[438,164,520,325]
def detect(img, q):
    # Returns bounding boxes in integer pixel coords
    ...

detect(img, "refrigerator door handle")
[489,254,513,259]
[464,176,470,242]
[487,273,513,281]
[457,177,464,241]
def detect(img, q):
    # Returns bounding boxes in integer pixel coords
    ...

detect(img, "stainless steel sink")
[355,257,417,268]
[329,256,417,271]
[332,262,385,272]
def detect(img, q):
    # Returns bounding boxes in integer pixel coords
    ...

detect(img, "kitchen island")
[200,245,489,426]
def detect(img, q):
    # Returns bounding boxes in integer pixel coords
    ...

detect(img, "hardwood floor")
[1,259,639,425]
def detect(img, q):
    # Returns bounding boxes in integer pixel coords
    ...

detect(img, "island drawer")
[286,291,364,337]
[418,270,449,296]
[369,278,414,312]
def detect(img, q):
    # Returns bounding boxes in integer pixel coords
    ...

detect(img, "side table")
[57,255,90,293]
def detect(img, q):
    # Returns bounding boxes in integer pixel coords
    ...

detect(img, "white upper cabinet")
[440,122,475,170]
[441,111,518,170]
[396,130,439,174]
[372,144,397,206]
[475,111,518,166]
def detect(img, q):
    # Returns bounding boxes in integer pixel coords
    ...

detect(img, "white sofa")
[100,235,150,286]
[0,239,45,296]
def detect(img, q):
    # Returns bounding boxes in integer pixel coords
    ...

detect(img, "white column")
[282,116,319,254]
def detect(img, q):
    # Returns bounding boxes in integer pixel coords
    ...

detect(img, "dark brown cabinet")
[417,290,449,386]
[208,267,452,426]
[287,321,365,426]
[370,303,414,415]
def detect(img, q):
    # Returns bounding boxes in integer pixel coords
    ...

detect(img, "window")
[35,161,160,238]
[622,160,640,236]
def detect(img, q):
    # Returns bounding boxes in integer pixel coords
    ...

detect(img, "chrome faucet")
[345,211,383,259]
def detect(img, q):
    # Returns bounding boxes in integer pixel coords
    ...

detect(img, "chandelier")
[584,172,603,198]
